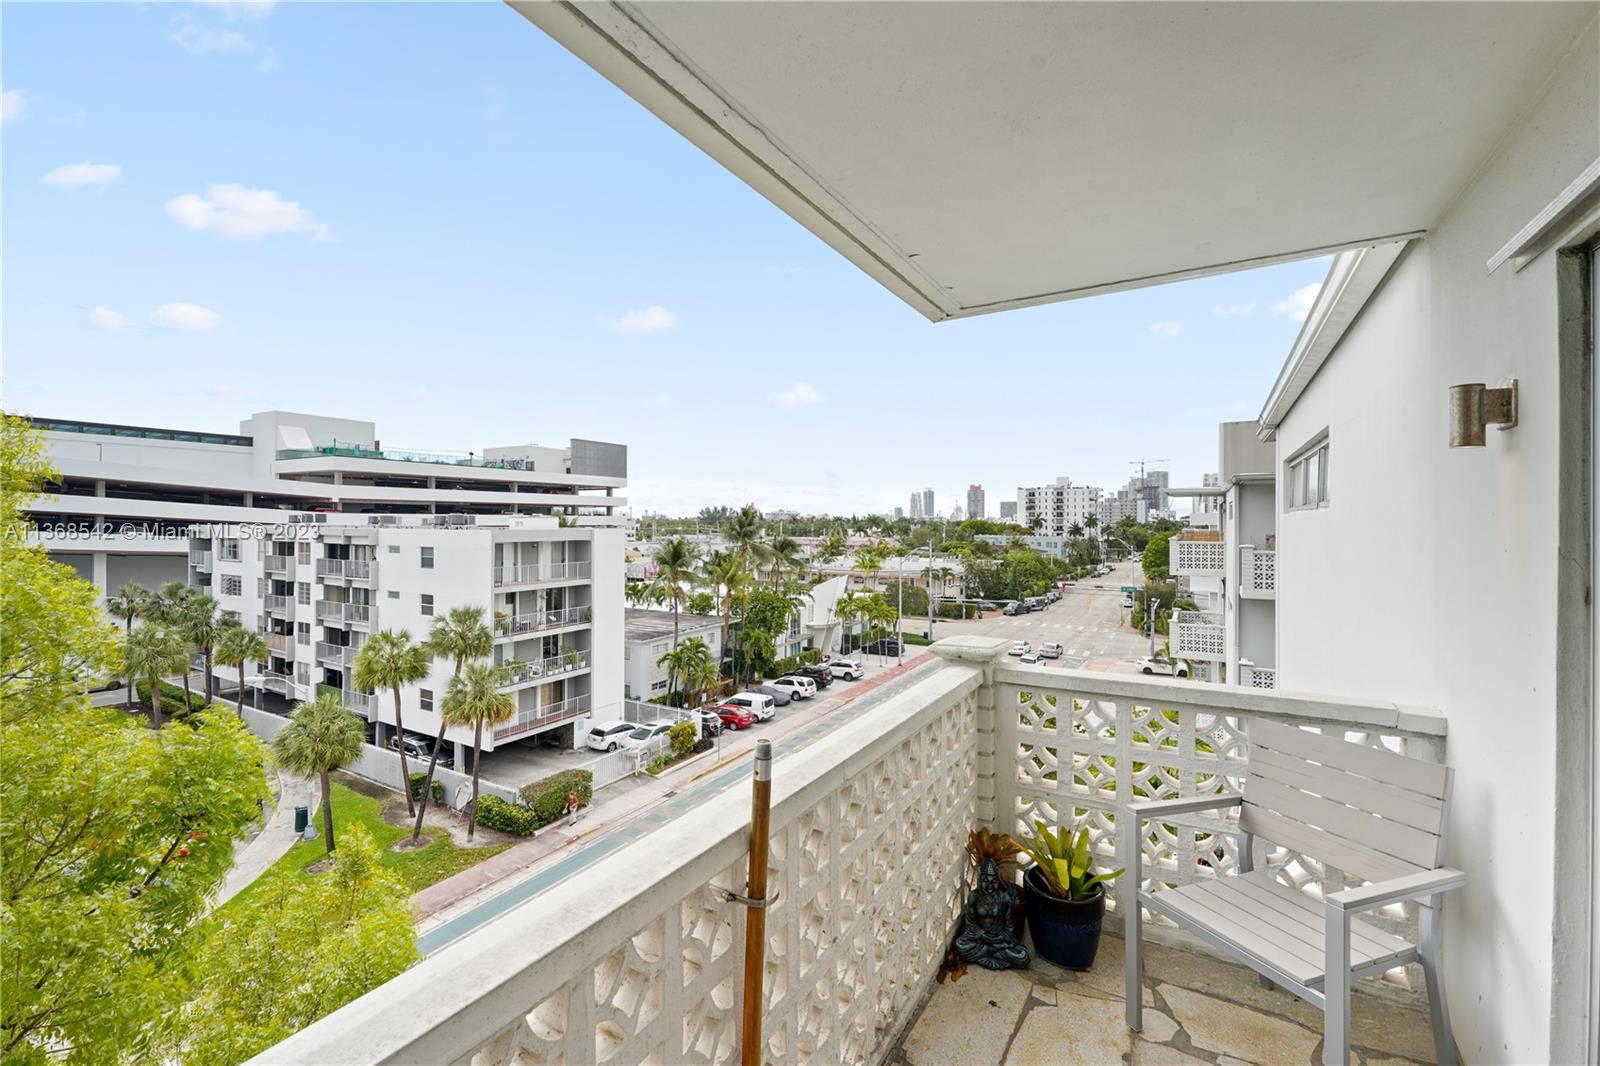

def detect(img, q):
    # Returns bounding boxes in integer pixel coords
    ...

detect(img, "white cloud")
[775,383,824,408]
[609,305,676,335]
[171,23,254,55]
[193,0,277,20]
[149,302,224,330]
[88,307,128,330]
[1212,301,1255,316]
[1271,283,1322,323]
[2,89,26,124]
[41,162,122,188]
[1149,321,1183,339]
[165,184,329,240]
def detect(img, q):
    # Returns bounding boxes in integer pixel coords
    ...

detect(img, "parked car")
[768,676,817,700]
[586,719,635,752]
[714,704,757,731]
[388,733,430,759]
[697,709,723,737]
[1121,596,1135,609]
[1009,640,1031,656]
[1138,656,1191,678]
[1019,652,1043,664]
[755,684,793,707]
[1040,642,1064,659]
[619,719,677,751]
[825,658,864,680]
[1002,602,1023,616]
[787,663,834,688]
[722,692,776,722]
[861,638,902,656]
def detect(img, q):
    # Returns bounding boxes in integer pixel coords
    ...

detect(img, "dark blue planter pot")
[1023,866,1105,970]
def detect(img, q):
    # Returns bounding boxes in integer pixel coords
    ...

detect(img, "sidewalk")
[411,651,935,943]
[213,767,317,907]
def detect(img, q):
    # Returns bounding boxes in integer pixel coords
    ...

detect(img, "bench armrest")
[1325,868,1466,913]
[1124,794,1242,819]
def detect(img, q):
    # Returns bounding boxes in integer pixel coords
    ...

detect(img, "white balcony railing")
[1172,534,1225,576]
[1170,608,1224,661]
[315,558,344,578]
[1240,545,1276,598]
[257,637,1446,1064]
[189,549,213,569]
[317,558,378,581]
[267,632,291,656]
[495,605,590,638]
[264,594,293,616]
[314,599,343,623]
[492,560,593,587]
[315,600,375,627]
[500,651,590,687]
[264,554,294,575]
[315,640,357,667]
[493,693,592,741]
[1239,663,1278,689]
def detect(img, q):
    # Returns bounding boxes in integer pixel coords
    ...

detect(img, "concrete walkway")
[213,768,317,908]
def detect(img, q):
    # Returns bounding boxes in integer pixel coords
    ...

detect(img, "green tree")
[152,580,200,707]
[103,581,152,706]
[125,623,190,728]
[658,637,717,706]
[415,606,493,843]
[272,692,366,854]
[687,590,716,616]
[701,549,750,671]
[354,629,431,818]
[441,660,515,840]
[216,624,269,718]
[157,827,418,1064]
[766,534,803,586]
[183,592,227,700]
[645,538,699,692]
[1142,530,1174,582]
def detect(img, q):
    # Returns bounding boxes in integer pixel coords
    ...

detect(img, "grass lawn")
[220,775,511,916]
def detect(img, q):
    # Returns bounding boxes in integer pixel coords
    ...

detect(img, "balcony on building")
[1240,540,1277,600]
[264,552,295,576]
[1170,608,1225,662]
[1171,530,1225,578]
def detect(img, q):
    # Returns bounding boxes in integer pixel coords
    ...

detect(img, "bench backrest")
[1241,718,1451,883]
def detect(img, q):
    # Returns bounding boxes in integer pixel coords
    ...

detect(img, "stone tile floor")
[892,933,1439,1066]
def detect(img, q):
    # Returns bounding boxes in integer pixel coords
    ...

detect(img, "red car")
[714,703,757,731]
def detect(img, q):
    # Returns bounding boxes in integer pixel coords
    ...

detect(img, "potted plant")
[1017,819,1123,970]
[966,827,1025,935]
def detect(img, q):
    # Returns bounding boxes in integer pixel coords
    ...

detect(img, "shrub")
[902,632,933,647]
[799,648,823,665]
[135,679,209,716]
[474,795,537,836]
[407,772,445,805]
[693,736,714,755]
[519,769,594,824]
[668,721,696,759]
[646,754,671,776]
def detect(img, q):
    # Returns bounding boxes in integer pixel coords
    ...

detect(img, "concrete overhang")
[511,1,1594,321]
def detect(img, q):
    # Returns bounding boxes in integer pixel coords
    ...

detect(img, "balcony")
[189,549,213,570]
[264,594,294,617]
[1170,608,1224,662]
[267,632,291,656]
[317,682,378,718]
[264,554,294,575]
[500,651,590,688]
[261,637,1445,1065]
[315,600,375,628]
[314,599,343,623]
[495,605,590,638]
[1241,545,1276,599]
[1171,532,1225,577]
[315,640,355,667]
[1240,663,1278,690]
[493,560,593,587]
[317,558,378,582]
[493,693,592,742]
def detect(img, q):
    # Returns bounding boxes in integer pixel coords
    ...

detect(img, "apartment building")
[1096,488,1149,527]
[907,491,921,519]
[965,484,984,520]
[623,608,722,700]
[29,410,627,604]
[997,499,1016,521]
[194,512,624,759]
[1168,423,1278,687]
[1016,476,1100,535]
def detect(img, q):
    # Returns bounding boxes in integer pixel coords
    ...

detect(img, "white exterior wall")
[624,620,721,701]
[1273,22,1597,1061]
[586,526,626,717]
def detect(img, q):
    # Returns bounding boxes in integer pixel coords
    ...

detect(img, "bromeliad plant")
[966,827,1023,875]
[1019,819,1124,901]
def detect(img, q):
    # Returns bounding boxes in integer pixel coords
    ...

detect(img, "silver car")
[756,684,793,706]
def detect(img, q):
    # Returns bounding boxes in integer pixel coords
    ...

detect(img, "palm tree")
[649,538,699,693]
[1068,521,1084,539]
[354,629,431,818]
[701,550,749,674]
[836,589,866,653]
[441,660,515,841]
[658,637,716,706]
[124,624,189,728]
[272,692,366,854]
[1084,513,1102,562]
[151,581,199,706]
[412,606,493,843]
[104,582,152,706]
[183,594,227,700]
[766,535,804,587]
[215,624,269,718]
[724,505,768,572]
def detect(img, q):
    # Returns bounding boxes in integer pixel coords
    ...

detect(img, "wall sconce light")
[1448,379,1517,447]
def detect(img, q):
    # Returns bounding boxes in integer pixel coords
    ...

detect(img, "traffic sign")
[1121,586,1136,594]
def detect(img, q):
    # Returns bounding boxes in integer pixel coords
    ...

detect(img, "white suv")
[722,692,776,721]
[1009,640,1031,656]
[586,719,634,752]
[768,676,817,700]
[619,719,677,751]
[826,658,864,680]
[1138,656,1191,678]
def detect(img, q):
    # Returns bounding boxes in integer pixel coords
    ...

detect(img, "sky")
[2,1,1328,518]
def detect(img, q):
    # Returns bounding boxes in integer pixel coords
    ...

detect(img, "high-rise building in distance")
[966,484,985,520]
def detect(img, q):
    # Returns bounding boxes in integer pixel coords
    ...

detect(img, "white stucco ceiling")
[513,1,1597,320]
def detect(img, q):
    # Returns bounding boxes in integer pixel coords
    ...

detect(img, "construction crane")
[1128,458,1170,484]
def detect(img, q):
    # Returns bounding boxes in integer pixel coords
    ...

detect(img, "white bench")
[1122,717,1464,1066]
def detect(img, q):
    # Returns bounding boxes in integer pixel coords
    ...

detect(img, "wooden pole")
[741,739,773,1066]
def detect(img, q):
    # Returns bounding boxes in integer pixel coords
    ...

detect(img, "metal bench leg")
[1323,904,1350,1066]
[1123,827,1143,1031]
[1418,903,1457,1066]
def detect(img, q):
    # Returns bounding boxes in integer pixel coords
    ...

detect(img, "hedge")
[136,679,210,715]
[407,772,446,805]
[519,769,594,824]
[475,795,538,836]
[668,722,697,759]
[902,632,933,647]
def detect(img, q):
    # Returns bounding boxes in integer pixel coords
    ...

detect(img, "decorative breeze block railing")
[1171,609,1225,661]
[990,664,1446,994]
[1241,545,1276,597]
[1172,536,1225,576]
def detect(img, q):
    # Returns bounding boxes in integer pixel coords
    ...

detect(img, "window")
[1286,433,1330,511]
[297,542,311,564]
[387,590,400,600]
[295,663,309,686]
[220,539,240,561]
[651,679,668,692]
[297,581,311,605]
[256,577,267,597]
[221,574,242,596]
[297,622,310,646]
[421,594,434,617]
[419,688,433,712]
[388,545,400,554]
[420,546,434,569]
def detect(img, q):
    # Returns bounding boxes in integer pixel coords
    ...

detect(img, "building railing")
[260,671,297,698]
[314,600,374,627]
[1239,663,1278,689]
[264,594,293,616]
[277,445,560,472]
[493,560,592,586]
[317,558,378,581]
[1240,545,1276,598]
[315,558,344,578]
[495,605,590,637]
[493,693,593,741]
[267,633,291,656]
[1171,533,1225,576]
[1170,608,1224,661]
[264,554,294,575]
[189,549,213,569]
[317,682,378,717]
[500,651,590,687]
[315,641,356,667]
[314,599,344,623]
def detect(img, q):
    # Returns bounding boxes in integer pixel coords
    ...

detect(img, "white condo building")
[28,410,628,603]
[1017,476,1101,535]
[192,512,624,758]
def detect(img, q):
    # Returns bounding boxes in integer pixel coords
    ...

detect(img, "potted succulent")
[965,827,1025,935]
[1018,819,1124,970]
